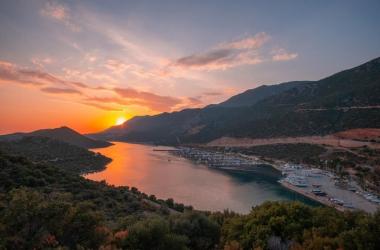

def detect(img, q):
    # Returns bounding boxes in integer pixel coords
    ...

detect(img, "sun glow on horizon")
[115,117,127,125]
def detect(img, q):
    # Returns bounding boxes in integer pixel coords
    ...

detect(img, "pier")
[278,163,380,213]
[171,147,264,170]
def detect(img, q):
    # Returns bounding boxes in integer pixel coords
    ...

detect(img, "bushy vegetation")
[1,151,379,249]
[219,201,380,250]
[225,143,326,165]
[0,136,111,173]
[0,152,218,249]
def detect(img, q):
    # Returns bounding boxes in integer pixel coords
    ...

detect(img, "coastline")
[278,180,345,211]
[242,155,340,209]
[187,149,380,213]
[88,143,379,213]
[250,156,379,213]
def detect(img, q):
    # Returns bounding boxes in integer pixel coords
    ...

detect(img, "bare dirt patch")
[206,130,380,150]
[334,128,380,141]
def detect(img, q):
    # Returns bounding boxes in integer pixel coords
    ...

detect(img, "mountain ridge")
[94,57,380,145]
[0,126,112,149]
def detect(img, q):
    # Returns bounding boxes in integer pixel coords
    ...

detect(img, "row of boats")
[172,148,255,168]
[363,193,380,204]
[280,164,356,208]
[280,163,380,209]
[174,149,380,208]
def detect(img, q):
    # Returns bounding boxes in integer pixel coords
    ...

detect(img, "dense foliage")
[220,201,380,250]
[0,152,218,249]
[0,136,111,173]
[0,152,379,249]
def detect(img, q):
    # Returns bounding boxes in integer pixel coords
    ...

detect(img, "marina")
[278,163,380,213]
[171,147,266,170]
[174,147,380,213]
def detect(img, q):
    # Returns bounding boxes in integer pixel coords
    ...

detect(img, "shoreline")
[177,148,379,213]
[89,143,379,213]
[278,180,345,211]
[240,156,337,209]
[246,156,379,213]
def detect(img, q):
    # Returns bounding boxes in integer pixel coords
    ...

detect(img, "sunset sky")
[1,0,380,134]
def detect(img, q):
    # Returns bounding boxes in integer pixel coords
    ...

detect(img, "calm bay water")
[85,142,318,213]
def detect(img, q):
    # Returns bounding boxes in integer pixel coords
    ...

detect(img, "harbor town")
[171,147,380,213]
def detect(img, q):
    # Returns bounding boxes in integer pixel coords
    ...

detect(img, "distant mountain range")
[90,57,380,145]
[212,81,310,108]
[0,126,112,149]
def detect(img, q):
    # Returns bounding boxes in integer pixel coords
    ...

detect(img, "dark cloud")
[203,91,223,96]
[81,101,122,111]
[40,87,82,94]
[172,33,269,71]
[0,61,46,86]
[175,49,233,67]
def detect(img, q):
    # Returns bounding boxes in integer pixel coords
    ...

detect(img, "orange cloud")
[0,59,204,113]
[81,101,123,111]
[182,96,203,109]
[113,87,182,112]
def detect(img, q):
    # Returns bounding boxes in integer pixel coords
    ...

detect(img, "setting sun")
[115,117,127,125]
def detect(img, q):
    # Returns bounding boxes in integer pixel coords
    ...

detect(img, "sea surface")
[85,142,319,213]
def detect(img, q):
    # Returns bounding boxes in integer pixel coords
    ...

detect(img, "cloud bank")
[172,33,270,71]
[0,59,202,113]
[40,1,80,31]
[272,48,298,61]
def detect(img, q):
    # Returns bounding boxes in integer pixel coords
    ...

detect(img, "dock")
[171,147,263,169]
[278,163,380,213]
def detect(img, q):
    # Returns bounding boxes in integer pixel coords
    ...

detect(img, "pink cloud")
[113,87,182,112]
[0,60,108,91]
[41,2,67,20]
[41,1,80,32]
[104,59,131,73]
[220,32,270,50]
[0,59,209,113]
[31,57,53,69]
[272,48,298,61]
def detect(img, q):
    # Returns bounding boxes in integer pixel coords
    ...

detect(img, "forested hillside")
[0,126,112,149]
[0,136,111,173]
[1,151,379,249]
